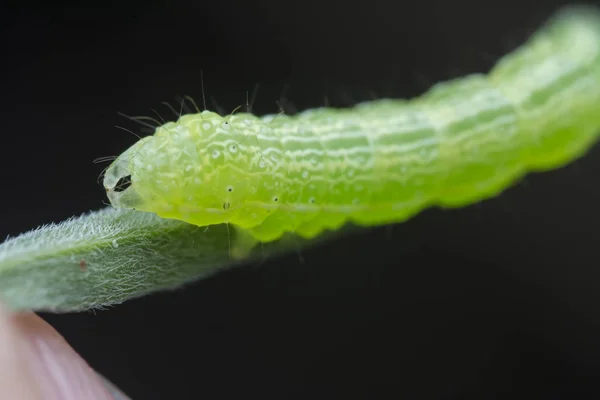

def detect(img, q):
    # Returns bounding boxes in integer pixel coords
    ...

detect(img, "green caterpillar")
[103,5,600,256]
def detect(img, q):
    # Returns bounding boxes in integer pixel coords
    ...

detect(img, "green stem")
[0,208,293,313]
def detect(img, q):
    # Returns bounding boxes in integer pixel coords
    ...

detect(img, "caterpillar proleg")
[103,5,600,256]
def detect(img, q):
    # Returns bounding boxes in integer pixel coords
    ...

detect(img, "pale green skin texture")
[104,6,600,254]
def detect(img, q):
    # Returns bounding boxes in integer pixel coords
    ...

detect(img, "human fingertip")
[0,303,44,399]
[4,306,129,400]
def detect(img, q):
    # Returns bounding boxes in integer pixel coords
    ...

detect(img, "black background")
[2,0,600,398]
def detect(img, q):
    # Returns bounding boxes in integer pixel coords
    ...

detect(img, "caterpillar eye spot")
[272,196,279,202]
[227,185,234,192]
[223,202,231,210]
[113,175,132,193]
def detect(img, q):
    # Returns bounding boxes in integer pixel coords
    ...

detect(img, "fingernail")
[4,307,130,400]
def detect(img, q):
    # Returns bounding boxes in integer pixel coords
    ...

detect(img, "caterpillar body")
[104,6,600,256]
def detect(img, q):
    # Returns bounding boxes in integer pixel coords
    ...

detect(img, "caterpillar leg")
[231,225,259,260]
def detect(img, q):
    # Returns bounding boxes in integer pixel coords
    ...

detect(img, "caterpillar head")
[104,133,199,217]
[103,137,153,211]
[103,115,265,228]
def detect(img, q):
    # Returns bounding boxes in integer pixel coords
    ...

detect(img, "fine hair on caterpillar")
[102,5,600,259]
